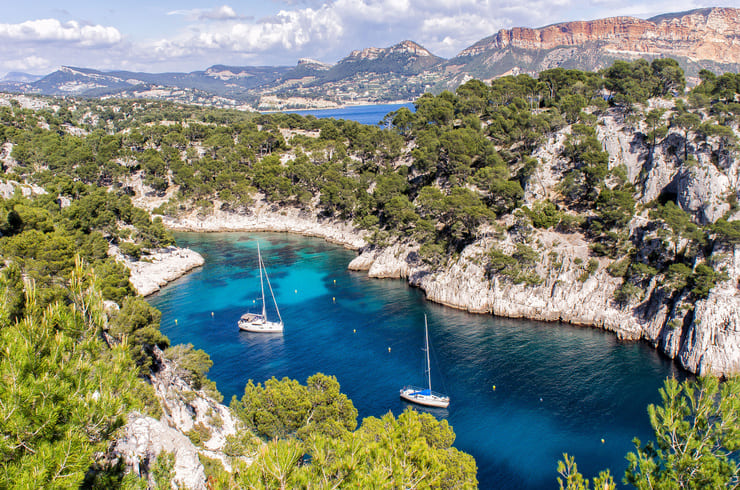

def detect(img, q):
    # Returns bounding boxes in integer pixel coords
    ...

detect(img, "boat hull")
[238,320,283,333]
[238,313,283,333]
[400,387,450,408]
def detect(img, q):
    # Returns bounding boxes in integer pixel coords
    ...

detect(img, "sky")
[1,1,738,77]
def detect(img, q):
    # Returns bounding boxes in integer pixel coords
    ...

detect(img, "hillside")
[0,58,739,487]
[1,59,739,377]
[441,7,740,87]
[3,8,738,109]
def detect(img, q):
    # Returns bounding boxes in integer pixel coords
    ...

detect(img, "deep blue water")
[284,102,414,125]
[149,232,687,489]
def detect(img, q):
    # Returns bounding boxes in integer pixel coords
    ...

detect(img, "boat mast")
[425,315,432,393]
[258,244,266,318]
[263,263,283,324]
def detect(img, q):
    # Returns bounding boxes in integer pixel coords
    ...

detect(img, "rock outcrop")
[349,106,740,377]
[161,200,367,250]
[112,413,207,489]
[111,348,250,488]
[460,8,740,64]
[0,178,46,199]
[448,7,740,82]
[112,245,205,296]
[350,233,740,376]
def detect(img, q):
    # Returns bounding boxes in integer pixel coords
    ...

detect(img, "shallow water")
[149,232,687,488]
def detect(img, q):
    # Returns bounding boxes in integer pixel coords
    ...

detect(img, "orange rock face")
[460,8,740,64]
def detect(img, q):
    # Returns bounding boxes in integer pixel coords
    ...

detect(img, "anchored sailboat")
[238,244,283,333]
[400,315,449,408]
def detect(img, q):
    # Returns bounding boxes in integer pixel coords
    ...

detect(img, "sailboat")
[238,244,284,333]
[400,315,450,408]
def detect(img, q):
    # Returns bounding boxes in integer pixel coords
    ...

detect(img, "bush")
[614,281,643,305]
[118,241,141,259]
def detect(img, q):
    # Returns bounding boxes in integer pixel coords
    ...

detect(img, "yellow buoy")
[294,289,297,294]
[601,438,605,444]
[211,312,214,316]
[333,279,336,284]
[353,329,356,333]
[388,347,391,353]
[332,297,336,302]
[175,319,178,324]
[492,385,496,391]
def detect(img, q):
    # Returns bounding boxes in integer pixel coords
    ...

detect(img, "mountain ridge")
[2,7,738,109]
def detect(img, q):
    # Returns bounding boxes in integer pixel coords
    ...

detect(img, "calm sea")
[149,232,687,489]
[284,102,414,125]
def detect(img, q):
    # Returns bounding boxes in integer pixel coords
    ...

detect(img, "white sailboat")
[400,315,450,408]
[238,244,284,333]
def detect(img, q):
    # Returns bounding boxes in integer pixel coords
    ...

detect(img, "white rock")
[112,413,207,490]
[112,245,205,296]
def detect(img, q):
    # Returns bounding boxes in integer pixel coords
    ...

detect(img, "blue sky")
[1,1,738,76]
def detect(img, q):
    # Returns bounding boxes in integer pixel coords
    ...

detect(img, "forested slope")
[5,58,738,374]
[1,58,740,486]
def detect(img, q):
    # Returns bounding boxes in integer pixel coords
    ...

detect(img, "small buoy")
[211,311,214,317]
[294,289,298,294]
[539,398,543,402]
[333,279,336,284]
[388,347,391,353]
[492,385,496,391]
[601,438,605,444]
[332,297,335,302]
[175,319,178,324]
[253,299,256,303]
[353,329,356,333]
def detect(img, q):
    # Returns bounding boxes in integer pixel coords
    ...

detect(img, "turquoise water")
[285,102,414,125]
[149,232,687,488]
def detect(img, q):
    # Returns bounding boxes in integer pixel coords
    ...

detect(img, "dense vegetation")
[0,190,477,487]
[1,57,739,487]
[4,59,738,307]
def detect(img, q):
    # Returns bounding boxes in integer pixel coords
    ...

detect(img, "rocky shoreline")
[160,203,367,250]
[349,238,740,377]
[132,204,740,377]
[112,245,206,297]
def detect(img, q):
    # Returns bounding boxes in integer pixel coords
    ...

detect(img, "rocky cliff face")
[112,244,206,296]
[461,8,740,63]
[132,104,739,377]
[449,7,740,81]
[349,106,740,377]
[161,199,367,250]
[347,40,437,61]
[350,237,740,377]
[111,348,250,488]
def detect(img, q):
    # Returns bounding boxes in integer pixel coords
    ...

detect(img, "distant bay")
[285,102,414,125]
[149,232,688,489]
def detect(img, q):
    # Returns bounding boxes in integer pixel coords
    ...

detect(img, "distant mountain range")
[2,7,738,110]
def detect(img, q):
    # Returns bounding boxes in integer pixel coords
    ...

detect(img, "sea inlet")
[149,231,687,488]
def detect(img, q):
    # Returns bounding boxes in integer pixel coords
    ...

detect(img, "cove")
[148,231,688,488]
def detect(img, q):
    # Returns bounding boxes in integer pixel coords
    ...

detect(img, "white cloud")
[419,13,508,55]
[2,0,736,74]
[0,19,121,47]
[1,55,51,74]
[148,5,343,60]
[168,5,244,21]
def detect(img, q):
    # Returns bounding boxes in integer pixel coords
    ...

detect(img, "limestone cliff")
[349,105,740,377]
[160,199,367,250]
[128,103,739,377]
[111,348,250,488]
[448,7,740,82]
[111,244,206,296]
